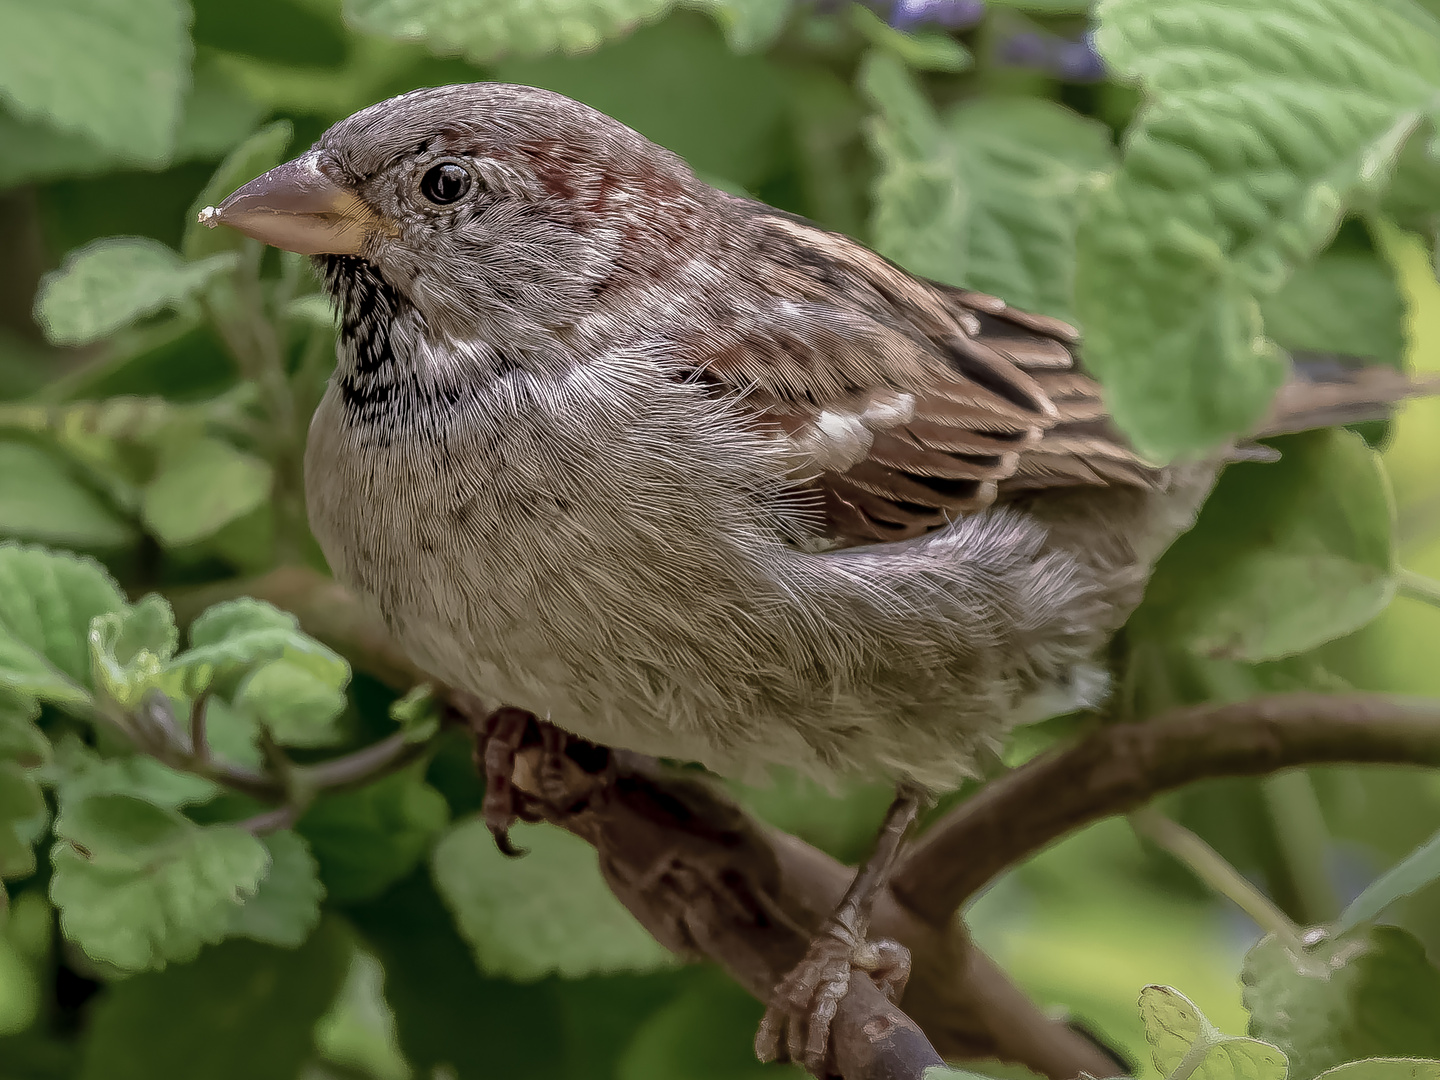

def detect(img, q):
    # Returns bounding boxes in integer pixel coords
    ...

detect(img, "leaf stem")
[1259,769,1338,924]
[1398,568,1440,608]
[1130,806,1309,956]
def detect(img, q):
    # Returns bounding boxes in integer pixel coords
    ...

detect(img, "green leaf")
[349,871,567,1080]
[0,0,191,163]
[89,594,180,709]
[77,921,351,1080]
[183,120,294,261]
[164,597,348,702]
[851,5,971,72]
[433,819,676,981]
[34,239,238,347]
[227,830,324,948]
[1263,233,1408,370]
[42,737,218,810]
[1077,0,1440,461]
[1132,429,1395,662]
[141,437,272,548]
[345,0,677,63]
[0,542,125,708]
[1243,926,1440,1080]
[389,684,442,744]
[491,14,787,191]
[314,950,411,1080]
[687,0,790,53]
[1339,827,1440,931]
[299,766,448,903]
[942,96,1113,320]
[1140,985,1287,1080]
[0,763,47,880]
[0,62,262,190]
[1315,1062,1440,1080]
[0,441,136,550]
[616,967,776,1080]
[861,55,1110,320]
[859,52,963,286]
[0,689,48,769]
[50,793,269,971]
[234,659,347,748]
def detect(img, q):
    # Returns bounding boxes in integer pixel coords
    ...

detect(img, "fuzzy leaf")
[1132,429,1395,662]
[50,793,269,971]
[388,684,441,744]
[1314,1062,1440,1080]
[299,767,448,903]
[0,542,125,708]
[163,598,348,702]
[0,689,48,769]
[345,0,677,63]
[42,738,219,810]
[77,922,351,1080]
[851,6,971,72]
[0,762,47,879]
[89,594,180,709]
[1077,0,1440,461]
[1263,238,1408,370]
[0,441,136,549]
[687,0,790,53]
[141,438,272,548]
[862,54,1112,320]
[0,0,191,162]
[1140,985,1287,1080]
[433,819,677,981]
[1243,926,1440,1080]
[34,239,237,347]
[227,830,324,948]
[233,659,347,748]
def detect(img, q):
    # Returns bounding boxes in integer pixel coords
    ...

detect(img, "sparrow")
[201,83,1426,1071]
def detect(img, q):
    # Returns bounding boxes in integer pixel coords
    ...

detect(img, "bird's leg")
[469,706,536,856]
[755,781,925,1074]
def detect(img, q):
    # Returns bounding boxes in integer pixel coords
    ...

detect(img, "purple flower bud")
[1055,32,1106,81]
[998,29,1051,66]
[998,28,1107,81]
[888,0,986,31]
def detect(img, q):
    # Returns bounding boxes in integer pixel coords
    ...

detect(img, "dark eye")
[420,162,471,205]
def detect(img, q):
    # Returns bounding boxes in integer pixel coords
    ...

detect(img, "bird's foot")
[471,707,536,855]
[468,706,613,855]
[755,919,911,1074]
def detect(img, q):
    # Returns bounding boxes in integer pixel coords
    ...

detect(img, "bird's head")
[201,83,709,347]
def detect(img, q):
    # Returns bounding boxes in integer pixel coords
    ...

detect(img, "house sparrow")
[201,83,1426,1071]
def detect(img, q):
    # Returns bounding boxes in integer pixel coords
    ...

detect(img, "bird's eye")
[419,162,472,205]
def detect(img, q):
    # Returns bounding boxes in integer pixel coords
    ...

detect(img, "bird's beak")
[196,152,387,256]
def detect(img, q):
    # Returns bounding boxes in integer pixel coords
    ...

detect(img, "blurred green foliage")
[1,1,1440,1079]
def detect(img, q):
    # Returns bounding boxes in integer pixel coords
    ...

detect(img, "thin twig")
[188,691,211,764]
[1398,568,1440,608]
[890,693,1440,923]
[1129,807,1308,955]
[237,803,303,835]
[303,731,429,791]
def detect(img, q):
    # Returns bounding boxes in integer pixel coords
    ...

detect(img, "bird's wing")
[671,207,1163,547]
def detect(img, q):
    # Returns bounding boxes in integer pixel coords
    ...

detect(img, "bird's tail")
[1258,351,1440,437]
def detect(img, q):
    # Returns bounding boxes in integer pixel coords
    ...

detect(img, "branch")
[891,693,1440,924]
[492,739,1117,1080]
[133,693,432,810]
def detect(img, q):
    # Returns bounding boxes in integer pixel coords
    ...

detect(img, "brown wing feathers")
[679,208,1162,546]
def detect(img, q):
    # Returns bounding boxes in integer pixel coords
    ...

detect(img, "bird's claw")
[755,923,911,1074]
[470,707,537,855]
